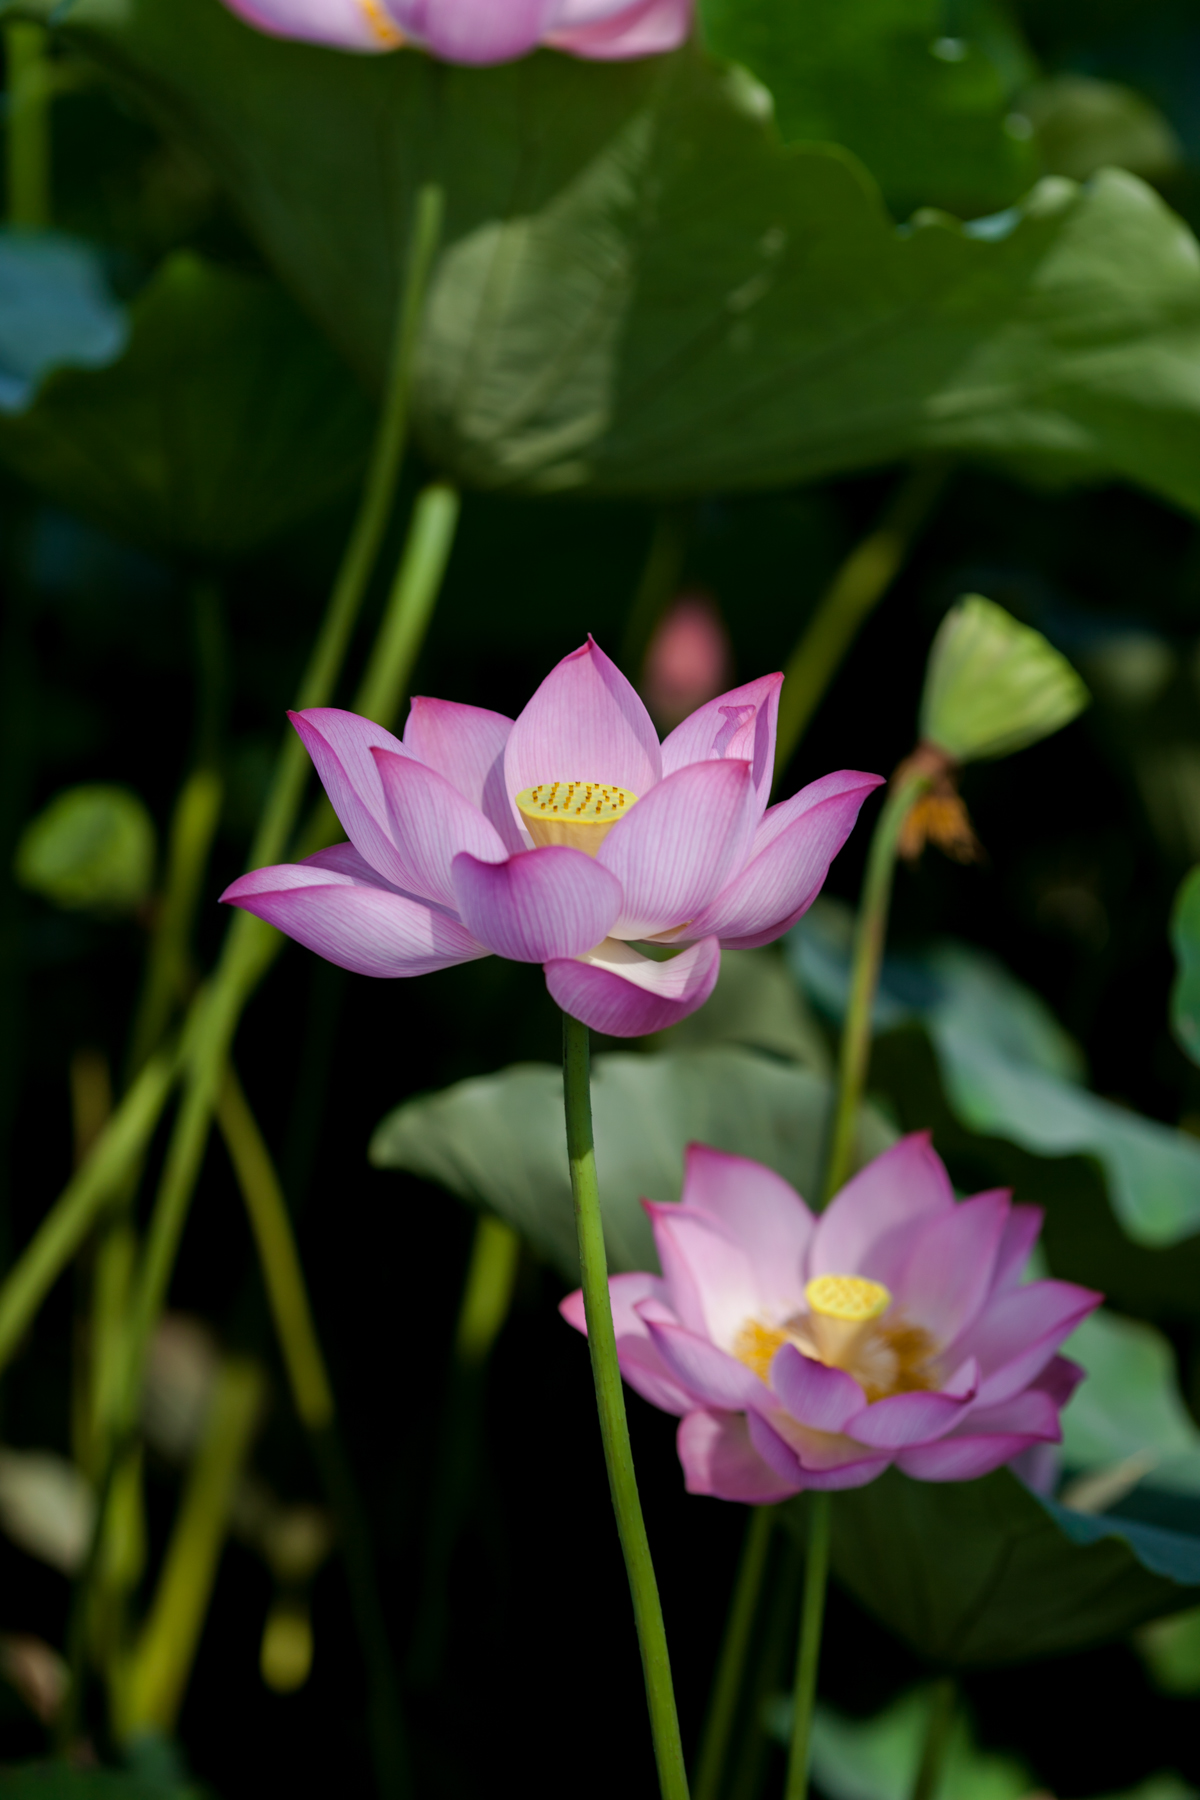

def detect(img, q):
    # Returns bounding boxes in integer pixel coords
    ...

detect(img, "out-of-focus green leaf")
[920,594,1090,763]
[14,783,155,916]
[699,0,1038,218]
[1024,75,1184,185]
[370,1049,893,1282]
[24,0,1200,514]
[1139,1605,1200,1694]
[0,231,127,411]
[1170,866,1200,1068]
[1061,1309,1200,1496]
[652,946,831,1071]
[787,1466,1200,1667]
[0,1750,202,1797]
[763,1686,1030,1800]
[789,903,1200,1245]
[0,251,372,558]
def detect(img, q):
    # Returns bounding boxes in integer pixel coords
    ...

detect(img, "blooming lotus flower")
[561,1134,1101,1498]
[221,0,693,62]
[221,638,880,1037]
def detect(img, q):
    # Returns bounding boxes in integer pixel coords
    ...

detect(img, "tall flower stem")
[783,1492,832,1800]
[773,463,949,784]
[693,1505,775,1800]
[561,1011,689,1800]
[822,764,934,1203]
[0,184,447,1388]
[910,1678,956,1800]
[5,21,50,227]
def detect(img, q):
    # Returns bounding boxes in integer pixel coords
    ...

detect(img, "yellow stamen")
[515,781,637,856]
[733,1319,788,1381]
[804,1274,891,1323]
[358,0,405,45]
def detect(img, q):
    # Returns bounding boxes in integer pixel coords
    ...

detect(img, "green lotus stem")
[773,462,949,783]
[121,1358,266,1738]
[455,1213,521,1367]
[783,1491,832,1800]
[6,22,51,227]
[216,1064,334,1429]
[127,764,223,1075]
[561,1010,689,1800]
[693,1505,775,1800]
[0,183,447,1385]
[909,1678,956,1800]
[822,764,933,1202]
[0,1041,180,1377]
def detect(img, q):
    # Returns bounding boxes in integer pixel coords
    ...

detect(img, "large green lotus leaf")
[0,248,372,558]
[789,904,1200,1247]
[369,1048,893,1282]
[1170,866,1200,1068]
[0,230,128,410]
[699,0,1039,218]
[25,0,1200,512]
[786,1467,1200,1667]
[1061,1309,1200,1496]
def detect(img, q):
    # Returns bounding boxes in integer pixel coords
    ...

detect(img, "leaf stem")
[693,1505,775,1800]
[561,1010,689,1800]
[783,1491,832,1800]
[909,1678,956,1800]
[773,463,949,783]
[5,22,50,228]
[822,765,933,1203]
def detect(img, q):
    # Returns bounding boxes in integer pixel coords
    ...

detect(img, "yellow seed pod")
[805,1274,891,1323]
[515,781,637,855]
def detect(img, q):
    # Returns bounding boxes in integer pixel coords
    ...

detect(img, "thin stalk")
[246,181,444,878]
[821,766,933,1203]
[693,1506,775,1800]
[727,1529,803,1800]
[0,1043,180,1377]
[909,1679,956,1800]
[0,183,446,1390]
[6,22,50,227]
[215,1065,333,1431]
[783,1492,832,1800]
[773,463,949,783]
[407,1212,520,1686]
[561,1011,688,1800]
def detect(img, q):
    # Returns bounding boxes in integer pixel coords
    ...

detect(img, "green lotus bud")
[15,783,155,915]
[920,594,1090,764]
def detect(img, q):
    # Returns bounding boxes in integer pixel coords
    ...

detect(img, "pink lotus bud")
[642,592,733,729]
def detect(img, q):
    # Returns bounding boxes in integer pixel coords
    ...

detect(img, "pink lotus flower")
[220,0,693,62]
[221,638,880,1037]
[642,592,733,730]
[561,1134,1101,1498]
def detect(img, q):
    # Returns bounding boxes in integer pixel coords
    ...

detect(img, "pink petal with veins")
[402,696,522,851]
[548,0,693,59]
[680,1145,814,1316]
[373,747,506,908]
[222,0,402,49]
[807,1132,955,1288]
[677,1410,801,1503]
[289,708,411,888]
[560,1273,694,1415]
[451,845,621,963]
[503,638,662,841]
[890,1191,1011,1347]
[661,673,782,817]
[686,771,883,949]
[598,757,758,938]
[769,1344,864,1435]
[544,935,719,1036]
[220,847,484,977]
[390,0,555,61]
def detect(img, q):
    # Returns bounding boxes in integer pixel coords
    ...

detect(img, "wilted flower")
[221,0,693,62]
[642,592,734,729]
[222,638,880,1036]
[561,1134,1100,1499]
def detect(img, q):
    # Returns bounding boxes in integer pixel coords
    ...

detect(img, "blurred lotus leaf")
[0,250,373,559]
[0,1763,204,1797]
[15,783,156,916]
[787,1465,1200,1667]
[920,594,1090,764]
[790,903,1200,1245]
[0,231,127,412]
[0,1447,93,1574]
[1060,1309,1200,1502]
[1024,75,1184,186]
[651,945,831,1070]
[763,1684,1031,1800]
[1170,866,1200,1068]
[1139,1605,1200,1695]
[26,0,1200,514]
[370,1049,893,1282]
[699,0,1039,219]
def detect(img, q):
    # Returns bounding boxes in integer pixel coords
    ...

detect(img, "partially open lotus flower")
[221,638,880,1036]
[561,1134,1101,1498]
[220,0,693,62]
